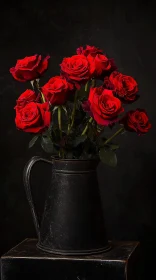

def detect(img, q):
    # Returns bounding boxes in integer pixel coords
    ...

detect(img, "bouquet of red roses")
[10,46,151,166]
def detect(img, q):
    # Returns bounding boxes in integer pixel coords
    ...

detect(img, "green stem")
[58,106,62,138]
[85,81,89,92]
[81,117,93,135]
[40,91,46,103]
[59,148,65,159]
[35,79,46,103]
[67,90,78,134]
[103,127,124,145]
[91,78,96,88]
[58,106,65,158]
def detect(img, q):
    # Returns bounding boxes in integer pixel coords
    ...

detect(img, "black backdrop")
[0,1,156,279]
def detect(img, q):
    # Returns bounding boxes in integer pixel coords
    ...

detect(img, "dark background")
[0,1,156,279]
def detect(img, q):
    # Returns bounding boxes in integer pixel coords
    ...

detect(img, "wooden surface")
[1,238,140,280]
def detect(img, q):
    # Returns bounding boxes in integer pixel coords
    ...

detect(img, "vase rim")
[51,156,99,162]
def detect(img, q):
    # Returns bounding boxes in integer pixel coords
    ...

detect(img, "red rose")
[15,89,37,110]
[103,76,114,90]
[60,55,91,86]
[109,71,138,101]
[15,102,51,133]
[10,54,50,82]
[42,76,74,105]
[88,87,124,125]
[121,109,151,135]
[76,45,103,57]
[87,54,113,77]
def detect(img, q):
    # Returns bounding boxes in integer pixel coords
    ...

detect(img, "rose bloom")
[76,45,103,57]
[15,102,51,133]
[60,54,91,86]
[109,71,138,102]
[42,76,74,105]
[88,87,124,126]
[120,109,151,135]
[103,76,114,90]
[88,54,112,77]
[15,89,37,110]
[10,54,50,82]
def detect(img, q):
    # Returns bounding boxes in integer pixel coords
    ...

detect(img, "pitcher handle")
[23,156,53,239]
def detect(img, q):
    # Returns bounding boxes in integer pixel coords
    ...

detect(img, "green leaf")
[99,148,117,167]
[87,127,94,141]
[98,138,119,150]
[62,106,68,116]
[28,135,39,149]
[73,135,87,147]
[65,151,73,159]
[41,135,54,153]
[77,86,88,100]
[30,80,35,89]
[53,106,59,113]
[48,122,53,135]
[97,137,107,147]
[51,128,61,142]
[97,125,104,133]
[108,143,119,150]
[87,122,97,141]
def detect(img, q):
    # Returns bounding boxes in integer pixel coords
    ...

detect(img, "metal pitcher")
[23,156,110,255]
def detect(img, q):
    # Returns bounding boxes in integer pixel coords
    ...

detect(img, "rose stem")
[40,91,46,103]
[58,106,65,158]
[58,106,62,138]
[91,78,96,87]
[67,90,78,134]
[35,79,46,103]
[85,81,89,92]
[81,117,93,135]
[103,126,125,145]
